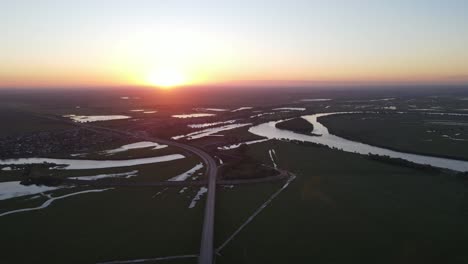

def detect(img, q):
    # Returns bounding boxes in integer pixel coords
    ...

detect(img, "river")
[248,112,468,172]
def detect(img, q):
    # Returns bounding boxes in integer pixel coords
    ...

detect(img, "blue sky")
[1,0,468,87]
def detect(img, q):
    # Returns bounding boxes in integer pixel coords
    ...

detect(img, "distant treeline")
[21,175,64,186]
[219,144,279,180]
[220,156,278,180]
[368,154,443,173]
[19,163,64,186]
[270,138,463,175]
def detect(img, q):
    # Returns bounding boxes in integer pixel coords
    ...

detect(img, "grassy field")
[2,130,467,264]
[214,140,468,264]
[320,112,468,160]
[0,140,206,264]
[2,91,468,263]
[0,186,205,264]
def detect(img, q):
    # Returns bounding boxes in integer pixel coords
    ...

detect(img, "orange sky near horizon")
[1,1,468,89]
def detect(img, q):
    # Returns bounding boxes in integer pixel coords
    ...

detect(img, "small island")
[275,118,317,135]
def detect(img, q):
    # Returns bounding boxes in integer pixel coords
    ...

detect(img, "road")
[34,115,289,264]
[36,114,218,264]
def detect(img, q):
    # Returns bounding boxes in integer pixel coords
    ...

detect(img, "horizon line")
[1,79,468,90]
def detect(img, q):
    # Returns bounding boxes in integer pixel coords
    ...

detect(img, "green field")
[214,140,468,264]
[2,130,468,263]
[320,112,468,160]
[0,187,204,264]
[2,92,468,263]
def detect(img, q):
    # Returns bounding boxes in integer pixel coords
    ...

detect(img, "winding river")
[249,112,468,172]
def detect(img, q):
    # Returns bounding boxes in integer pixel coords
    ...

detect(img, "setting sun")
[147,68,187,89]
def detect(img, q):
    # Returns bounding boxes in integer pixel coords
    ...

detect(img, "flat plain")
[1,88,468,264]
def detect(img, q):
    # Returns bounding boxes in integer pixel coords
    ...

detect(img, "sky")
[1,0,468,88]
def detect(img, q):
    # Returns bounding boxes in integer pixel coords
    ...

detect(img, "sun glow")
[146,68,187,89]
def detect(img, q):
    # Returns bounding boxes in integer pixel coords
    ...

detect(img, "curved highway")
[37,114,218,264]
